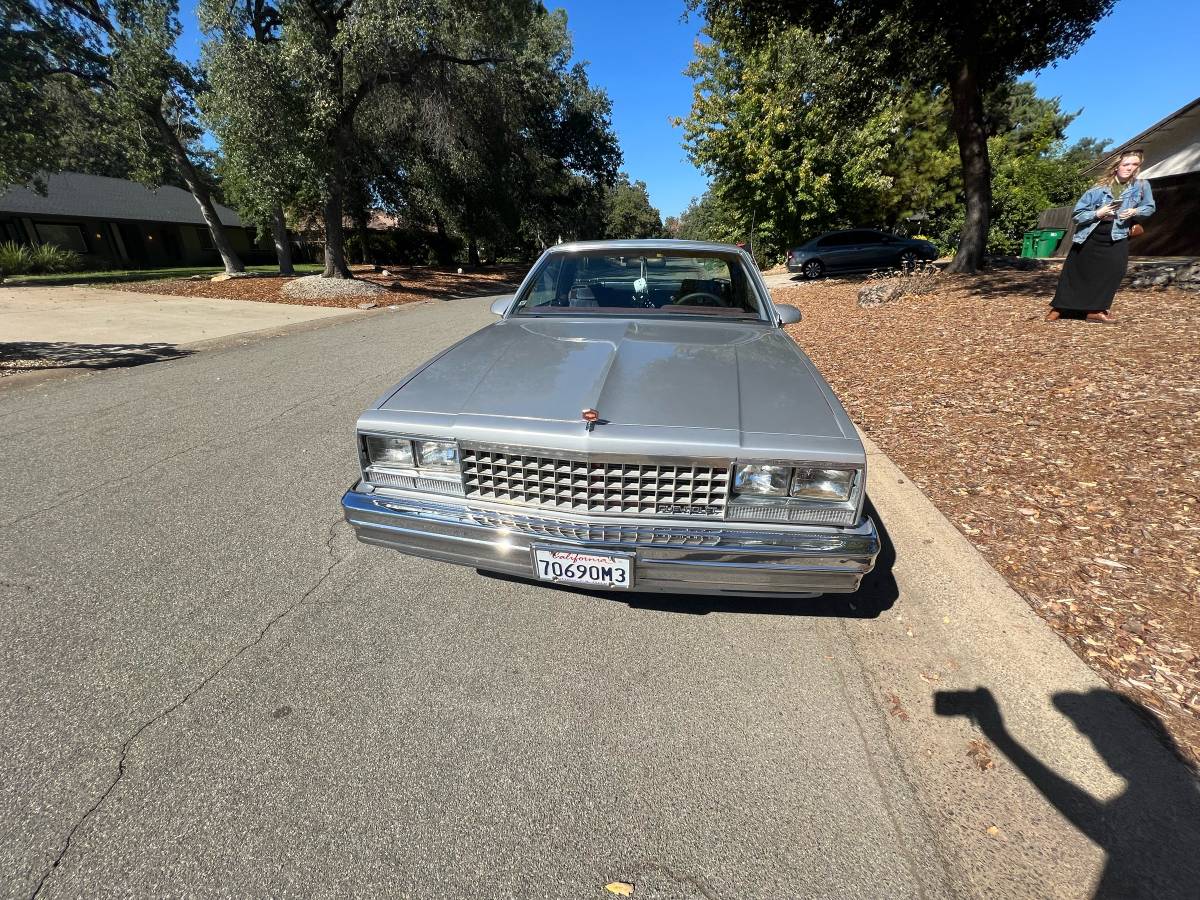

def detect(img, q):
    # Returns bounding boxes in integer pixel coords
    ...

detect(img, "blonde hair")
[1095,148,1145,186]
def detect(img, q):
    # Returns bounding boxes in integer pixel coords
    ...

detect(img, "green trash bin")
[1021,231,1039,258]
[1035,228,1066,257]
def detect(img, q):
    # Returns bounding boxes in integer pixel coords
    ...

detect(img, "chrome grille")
[460,446,730,517]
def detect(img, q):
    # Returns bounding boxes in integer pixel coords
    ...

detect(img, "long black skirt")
[1051,222,1129,312]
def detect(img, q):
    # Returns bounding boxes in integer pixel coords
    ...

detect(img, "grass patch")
[3,263,322,287]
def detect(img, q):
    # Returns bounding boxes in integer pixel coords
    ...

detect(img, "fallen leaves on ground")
[886,692,911,722]
[114,264,526,308]
[968,739,996,772]
[776,267,1200,768]
[605,881,635,896]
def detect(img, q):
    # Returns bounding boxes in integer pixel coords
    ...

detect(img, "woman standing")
[1048,150,1156,322]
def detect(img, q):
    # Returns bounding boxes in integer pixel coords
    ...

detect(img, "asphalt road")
[3,296,1198,899]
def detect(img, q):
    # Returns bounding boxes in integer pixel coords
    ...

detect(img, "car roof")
[550,238,747,255]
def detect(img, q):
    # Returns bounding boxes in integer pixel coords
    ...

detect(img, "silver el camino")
[341,240,879,598]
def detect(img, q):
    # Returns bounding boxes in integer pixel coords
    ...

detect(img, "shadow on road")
[935,686,1200,899]
[479,496,898,619]
[0,340,189,373]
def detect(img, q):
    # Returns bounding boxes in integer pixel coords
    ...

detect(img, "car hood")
[378,317,850,441]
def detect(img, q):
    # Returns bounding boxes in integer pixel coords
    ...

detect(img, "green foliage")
[678,22,897,260]
[698,0,1117,87]
[0,241,81,275]
[378,5,622,257]
[678,15,1108,260]
[27,241,82,273]
[604,176,662,239]
[196,0,621,272]
[922,84,1107,255]
[0,242,32,276]
[693,0,1117,271]
[199,0,322,228]
[673,191,739,244]
[0,13,57,189]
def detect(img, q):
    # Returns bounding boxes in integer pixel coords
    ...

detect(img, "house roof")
[0,172,244,227]
[1084,95,1200,180]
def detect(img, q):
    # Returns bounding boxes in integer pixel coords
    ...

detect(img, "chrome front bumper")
[342,484,880,598]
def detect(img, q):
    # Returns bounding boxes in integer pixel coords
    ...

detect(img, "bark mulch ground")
[116,264,526,308]
[775,267,1200,767]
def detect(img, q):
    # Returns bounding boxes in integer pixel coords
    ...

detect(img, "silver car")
[342,240,879,598]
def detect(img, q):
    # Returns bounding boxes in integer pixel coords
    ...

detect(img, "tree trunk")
[433,213,453,266]
[150,108,244,274]
[355,208,372,265]
[946,59,991,274]
[468,234,480,267]
[270,203,295,276]
[321,182,353,278]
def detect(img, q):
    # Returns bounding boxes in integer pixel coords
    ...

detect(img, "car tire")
[899,250,918,271]
[802,259,825,279]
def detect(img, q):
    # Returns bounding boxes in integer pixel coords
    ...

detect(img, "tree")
[0,12,65,190]
[251,0,536,279]
[379,6,619,262]
[694,0,1116,273]
[930,83,1107,255]
[604,176,662,239]
[3,0,246,272]
[678,21,895,260]
[674,190,739,244]
[200,0,316,274]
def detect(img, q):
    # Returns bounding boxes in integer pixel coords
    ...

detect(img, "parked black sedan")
[786,229,938,278]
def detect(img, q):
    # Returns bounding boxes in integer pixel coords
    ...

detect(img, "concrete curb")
[830,434,1200,897]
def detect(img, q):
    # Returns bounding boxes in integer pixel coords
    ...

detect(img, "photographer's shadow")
[936,687,1200,899]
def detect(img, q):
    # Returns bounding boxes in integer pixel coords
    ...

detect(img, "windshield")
[511,250,766,319]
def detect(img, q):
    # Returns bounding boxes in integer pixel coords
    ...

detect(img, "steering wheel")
[672,291,729,308]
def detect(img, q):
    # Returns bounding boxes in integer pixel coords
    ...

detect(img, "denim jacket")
[1071,179,1156,244]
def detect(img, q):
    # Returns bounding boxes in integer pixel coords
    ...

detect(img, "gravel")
[281,275,390,301]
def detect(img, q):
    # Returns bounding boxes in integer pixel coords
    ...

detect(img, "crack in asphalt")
[27,516,352,899]
[5,438,212,530]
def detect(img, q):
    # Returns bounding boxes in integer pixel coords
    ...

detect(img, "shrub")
[0,241,83,276]
[0,241,33,277]
[27,242,83,274]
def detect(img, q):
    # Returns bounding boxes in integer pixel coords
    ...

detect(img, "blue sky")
[177,0,1198,219]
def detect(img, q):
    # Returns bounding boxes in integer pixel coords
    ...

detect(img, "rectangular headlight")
[414,439,460,473]
[733,464,791,496]
[790,467,855,502]
[365,435,414,468]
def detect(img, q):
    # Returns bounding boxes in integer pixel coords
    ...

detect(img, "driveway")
[0,284,361,380]
[1,296,1196,898]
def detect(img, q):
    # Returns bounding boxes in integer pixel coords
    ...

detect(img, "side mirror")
[775,304,802,325]
[489,295,514,316]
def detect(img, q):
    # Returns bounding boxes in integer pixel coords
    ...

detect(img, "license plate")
[532,547,633,589]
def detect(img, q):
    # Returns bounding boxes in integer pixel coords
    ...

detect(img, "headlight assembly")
[729,462,860,525]
[362,435,460,477]
[732,464,791,496]
[364,435,414,468]
[414,439,460,473]
[790,467,855,502]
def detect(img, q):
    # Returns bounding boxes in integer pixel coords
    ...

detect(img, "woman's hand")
[1095,202,1117,221]
[1118,208,1138,220]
